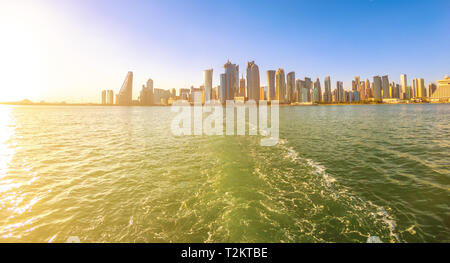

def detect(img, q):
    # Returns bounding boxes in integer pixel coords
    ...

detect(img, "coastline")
[1,101,448,107]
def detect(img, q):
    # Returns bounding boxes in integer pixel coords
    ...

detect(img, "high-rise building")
[117,71,133,105]
[239,74,246,97]
[138,79,154,105]
[139,86,153,106]
[297,80,308,103]
[365,78,372,98]
[294,79,301,103]
[400,74,408,99]
[304,77,312,102]
[223,60,239,101]
[312,78,321,103]
[146,79,153,91]
[107,90,114,105]
[324,76,332,103]
[180,88,190,101]
[266,70,276,102]
[353,76,360,91]
[101,90,107,104]
[389,82,395,98]
[336,81,344,102]
[412,79,419,98]
[417,78,425,98]
[154,88,170,105]
[246,61,260,101]
[219,73,226,104]
[286,72,295,104]
[259,87,266,101]
[428,83,437,99]
[373,76,382,101]
[431,75,450,101]
[275,68,286,103]
[204,69,213,103]
[381,75,389,99]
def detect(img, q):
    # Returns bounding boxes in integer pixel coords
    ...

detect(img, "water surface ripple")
[0,104,448,242]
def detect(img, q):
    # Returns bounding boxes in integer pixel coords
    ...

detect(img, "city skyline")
[1,0,449,102]
[103,63,449,106]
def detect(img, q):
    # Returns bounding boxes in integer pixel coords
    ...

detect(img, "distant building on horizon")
[239,74,246,97]
[101,90,106,104]
[204,69,213,103]
[246,61,260,101]
[400,74,409,100]
[381,75,389,99]
[312,78,321,103]
[431,75,450,101]
[323,76,332,103]
[286,72,295,104]
[417,78,426,98]
[304,77,312,102]
[117,71,133,105]
[223,60,239,102]
[373,76,382,101]
[266,70,276,102]
[107,90,114,105]
[275,68,286,103]
[139,78,154,106]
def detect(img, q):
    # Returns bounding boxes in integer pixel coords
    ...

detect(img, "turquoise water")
[0,104,448,242]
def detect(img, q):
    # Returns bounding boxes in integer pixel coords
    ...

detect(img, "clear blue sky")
[1,0,449,102]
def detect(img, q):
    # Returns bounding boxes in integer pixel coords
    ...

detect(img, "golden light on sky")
[0,1,140,103]
[0,2,46,102]
[1,1,448,103]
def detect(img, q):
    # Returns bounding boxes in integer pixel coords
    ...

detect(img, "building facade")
[246,61,260,101]
[117,71,133,105]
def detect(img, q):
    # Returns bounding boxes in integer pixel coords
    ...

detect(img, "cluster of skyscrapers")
[102,64,450,105]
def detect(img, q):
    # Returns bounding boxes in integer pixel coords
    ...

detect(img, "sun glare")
[0,2,51,102]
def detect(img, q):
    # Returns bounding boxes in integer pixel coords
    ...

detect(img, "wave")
[276,138,401,242]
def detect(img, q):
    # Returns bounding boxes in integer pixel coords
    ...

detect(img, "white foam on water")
[367,236,382,243]
[276,138,402,242]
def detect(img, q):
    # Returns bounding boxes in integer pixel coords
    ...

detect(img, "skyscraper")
[336,81,344,102]
[219,73,226,104]
[324,76,332,103]
[353,76,360,92]
[275,68,286,103]
[304,77,312,102]
[389,82,395,98]
[417,78,425,98]
[428,83,437,99]
[117,71,133,105]
[365,78,372,98]
[312,78,322,103]
[432,75,450,100]
[382,75,390,99]
[204,69,213,103]
[101,90,106,104]
[239,74,246,97]
[266,70,276,102]
[223,60,239,101]
[373,76,382,101]
[400,74,408,99]
[107,90,114,105]
[295,79,302,103]
[139,80,154,106]
[359,81,366,101]
[259,87,266,101]
[286,72,295,104]
[246,61,260,101]
[412,78,417,98]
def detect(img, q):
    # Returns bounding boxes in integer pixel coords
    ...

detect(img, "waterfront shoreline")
[1,101,449,107]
